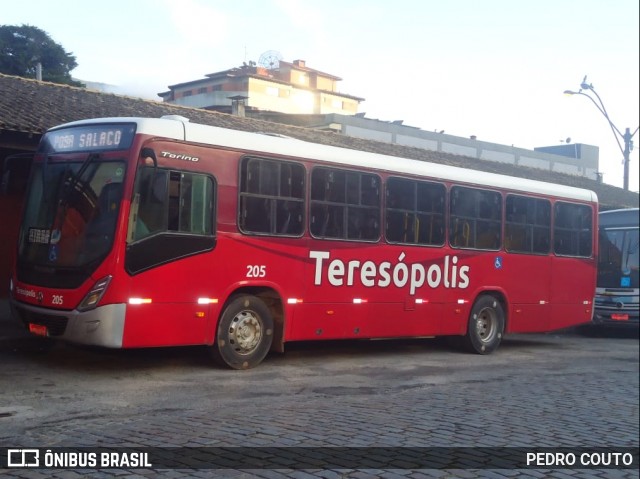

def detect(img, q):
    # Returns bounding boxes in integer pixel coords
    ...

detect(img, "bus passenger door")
[124,159,217,346]
[549,202,597,329]
[550,257,595,330]
[504,254,551,333]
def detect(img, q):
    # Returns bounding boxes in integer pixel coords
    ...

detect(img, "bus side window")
[131,168,214,241]
[168,171,182,231]
[386,178,415,243]
[310,167,380,242]
[505,195,551,254]
[277,199,303,234]
[241,196,271,233]
[451,218,471,248]
[385,177,445,247]
[239,157,305,236]
[136,170,167,239]
[450,186,501,250]
[554,202,592,257]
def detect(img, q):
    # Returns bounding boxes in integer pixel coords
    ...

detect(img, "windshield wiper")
[53,153,101,231]
[58,152,100,206]
[69,152,100,193]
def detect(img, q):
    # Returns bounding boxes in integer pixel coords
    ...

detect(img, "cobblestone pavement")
[0,324,638,479]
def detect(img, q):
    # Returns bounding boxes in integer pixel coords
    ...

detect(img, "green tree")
[0,24,84,87]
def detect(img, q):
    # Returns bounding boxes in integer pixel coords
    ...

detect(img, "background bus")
[9,116,598,369]
[594,208,639,325]
[0,153,33,298]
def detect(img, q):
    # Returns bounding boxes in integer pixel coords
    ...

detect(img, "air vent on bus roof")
[161,115,190,122]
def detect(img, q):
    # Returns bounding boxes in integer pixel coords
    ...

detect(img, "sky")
[3,0,639,192]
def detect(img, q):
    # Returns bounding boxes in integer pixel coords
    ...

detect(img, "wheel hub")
[475,308,497,343]
[229,311,262,354]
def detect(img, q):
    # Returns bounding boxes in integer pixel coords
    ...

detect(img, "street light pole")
[564,76,639,191]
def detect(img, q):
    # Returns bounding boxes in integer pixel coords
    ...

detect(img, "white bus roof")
[54,116,598,203]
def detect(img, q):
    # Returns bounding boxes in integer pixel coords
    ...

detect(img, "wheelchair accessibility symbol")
[494,257,503,269]
[48,244,59,263]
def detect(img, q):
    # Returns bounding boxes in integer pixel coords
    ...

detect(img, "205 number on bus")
[246,265,267,278]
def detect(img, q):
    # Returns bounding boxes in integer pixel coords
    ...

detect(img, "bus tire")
[463,295,504,354]
[211,295,274,369]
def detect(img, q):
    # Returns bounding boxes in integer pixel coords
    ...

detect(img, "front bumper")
[10,300,126,347]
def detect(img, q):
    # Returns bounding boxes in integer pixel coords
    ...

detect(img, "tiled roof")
[1,73,637,208]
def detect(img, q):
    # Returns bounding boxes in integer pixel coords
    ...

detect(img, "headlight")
[77,276,112,312]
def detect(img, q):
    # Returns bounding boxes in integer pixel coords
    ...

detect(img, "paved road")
[0,309,638,478]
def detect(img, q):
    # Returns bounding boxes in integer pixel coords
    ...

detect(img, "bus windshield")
[598,227,640,289]
[18,158,126,280]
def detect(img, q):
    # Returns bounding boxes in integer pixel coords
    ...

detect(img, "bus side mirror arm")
[126,193,141,244]
[141,148,157,168]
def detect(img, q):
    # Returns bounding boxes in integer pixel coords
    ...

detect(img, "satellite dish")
[258,50,283,69]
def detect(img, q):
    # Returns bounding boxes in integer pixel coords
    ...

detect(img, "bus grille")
[15,307,68,336]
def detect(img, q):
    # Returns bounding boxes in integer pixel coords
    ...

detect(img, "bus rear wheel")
[211,295,274,369]
[463,295,504,354]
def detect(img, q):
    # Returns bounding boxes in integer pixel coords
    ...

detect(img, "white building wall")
[480,150,516,164]
[344,125,393,142]
[326,115,600,182]
[518,156,551,170]
[396,135,439,150]
[552,162,581,175]
[441,143,477,157]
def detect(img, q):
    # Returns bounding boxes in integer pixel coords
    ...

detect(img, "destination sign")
[41,124,136,153]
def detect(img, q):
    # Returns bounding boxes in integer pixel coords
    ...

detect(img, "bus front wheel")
[211,295,274,369]
[463,295,504,354]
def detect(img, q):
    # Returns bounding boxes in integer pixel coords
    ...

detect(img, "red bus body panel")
[10,118,598,351]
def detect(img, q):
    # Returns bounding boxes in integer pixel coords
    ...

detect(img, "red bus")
[9,116,598,369]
